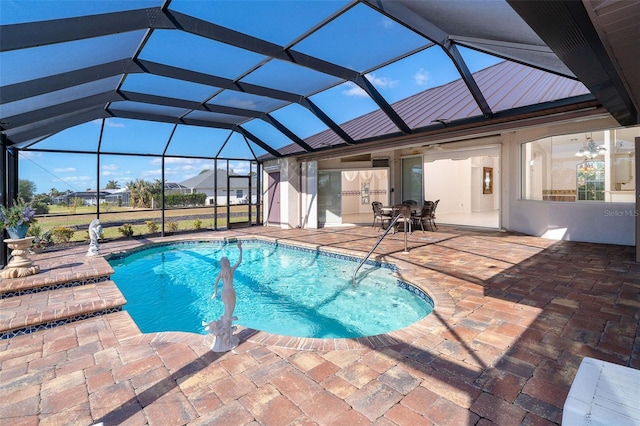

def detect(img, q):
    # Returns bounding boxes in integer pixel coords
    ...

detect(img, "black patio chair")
[371,201,391,229]
[411,201,434,232]
[391,204,413,233]
[430,199,440,230]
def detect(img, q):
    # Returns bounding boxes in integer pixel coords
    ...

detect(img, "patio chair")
[431,199,440,230]
[391,204,413,233]
[371,201,391,228]
[411,201,434,232]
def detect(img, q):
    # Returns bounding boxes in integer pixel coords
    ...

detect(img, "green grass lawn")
[31,205,260,244]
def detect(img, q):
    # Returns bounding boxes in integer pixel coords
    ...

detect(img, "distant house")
[52,191,110,206]
[103,188,130,206]
[180,169,256,206]
[164,182,190,194]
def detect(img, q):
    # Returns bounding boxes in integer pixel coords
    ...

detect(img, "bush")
[27,223,42,237]
[31,201,49,215]
[164,193,207,207]
[166,221,178,232]
[193,219,202,230]
[118,223,134,238]
[51,226,75,243]
[146,220,159,233]
[32,229,53,251]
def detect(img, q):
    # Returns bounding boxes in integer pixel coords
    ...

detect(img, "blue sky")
[5,0,503,195]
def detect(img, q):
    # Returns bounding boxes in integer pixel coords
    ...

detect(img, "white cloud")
[53,167,76,173]
[414,68,433,86]
[342,82,368,98]
[225,98,257,109]
[343,74,399,97]
[101,164,125,177]
[366,73,399,90]
[61,175,92,183]
[106,119,125,128]
[140,168,162,177]
[229,161,251,174]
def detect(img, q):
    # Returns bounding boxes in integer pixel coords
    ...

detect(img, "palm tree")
[126,179,163,208]
[126,179,145,208]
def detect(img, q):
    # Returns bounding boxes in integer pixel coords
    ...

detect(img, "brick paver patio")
[1,225,638,425]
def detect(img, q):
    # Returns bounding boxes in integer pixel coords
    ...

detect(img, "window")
[521,127,638,202]
[577,160,604,201]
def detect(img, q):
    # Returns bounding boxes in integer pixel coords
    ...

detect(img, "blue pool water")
[108,240,433,338]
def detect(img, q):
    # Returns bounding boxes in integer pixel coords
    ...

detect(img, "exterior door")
[267,172,280,225]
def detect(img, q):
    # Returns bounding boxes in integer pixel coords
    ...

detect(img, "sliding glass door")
[402,156,423,205]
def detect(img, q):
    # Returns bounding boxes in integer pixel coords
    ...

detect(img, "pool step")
[0,280,126,339]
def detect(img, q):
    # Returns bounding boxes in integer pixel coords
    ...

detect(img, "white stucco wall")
[275,114,636,246]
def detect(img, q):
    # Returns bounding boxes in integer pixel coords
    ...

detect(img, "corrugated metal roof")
[298,60,590,152]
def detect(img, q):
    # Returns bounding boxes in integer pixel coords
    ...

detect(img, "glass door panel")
[402,157,423,205]
[318,171,341,225]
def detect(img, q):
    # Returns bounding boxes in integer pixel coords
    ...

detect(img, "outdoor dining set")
[371,200,439,233]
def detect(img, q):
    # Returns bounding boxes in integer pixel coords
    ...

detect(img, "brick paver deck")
[1,225,638,425]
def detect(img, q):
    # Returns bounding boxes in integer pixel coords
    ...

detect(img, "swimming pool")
[108,240,433,338]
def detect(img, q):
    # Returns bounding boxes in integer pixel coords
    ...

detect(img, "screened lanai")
[1,0,639,263]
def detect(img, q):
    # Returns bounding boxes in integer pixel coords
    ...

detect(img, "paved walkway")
[1,225,638,425]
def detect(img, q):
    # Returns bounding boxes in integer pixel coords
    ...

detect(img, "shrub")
[31,201,49,215]
[32,229,53,251]
[118,223,134,237]
[27,223,42,237]
[166,221,178,232]
[146,220,159,233]
[51,226,75,243]
[193,219,202,230]
[164,193,207,207]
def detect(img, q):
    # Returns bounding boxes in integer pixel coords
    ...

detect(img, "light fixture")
[575,133,606,159]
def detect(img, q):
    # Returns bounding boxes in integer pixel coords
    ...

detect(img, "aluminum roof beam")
[508,0,638,126]
[9,107,110,149]
[364,0,492,118]
[122,91,316,153]
[0,60,142,104]
[167,9,413,136]
[0,8,173,52]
